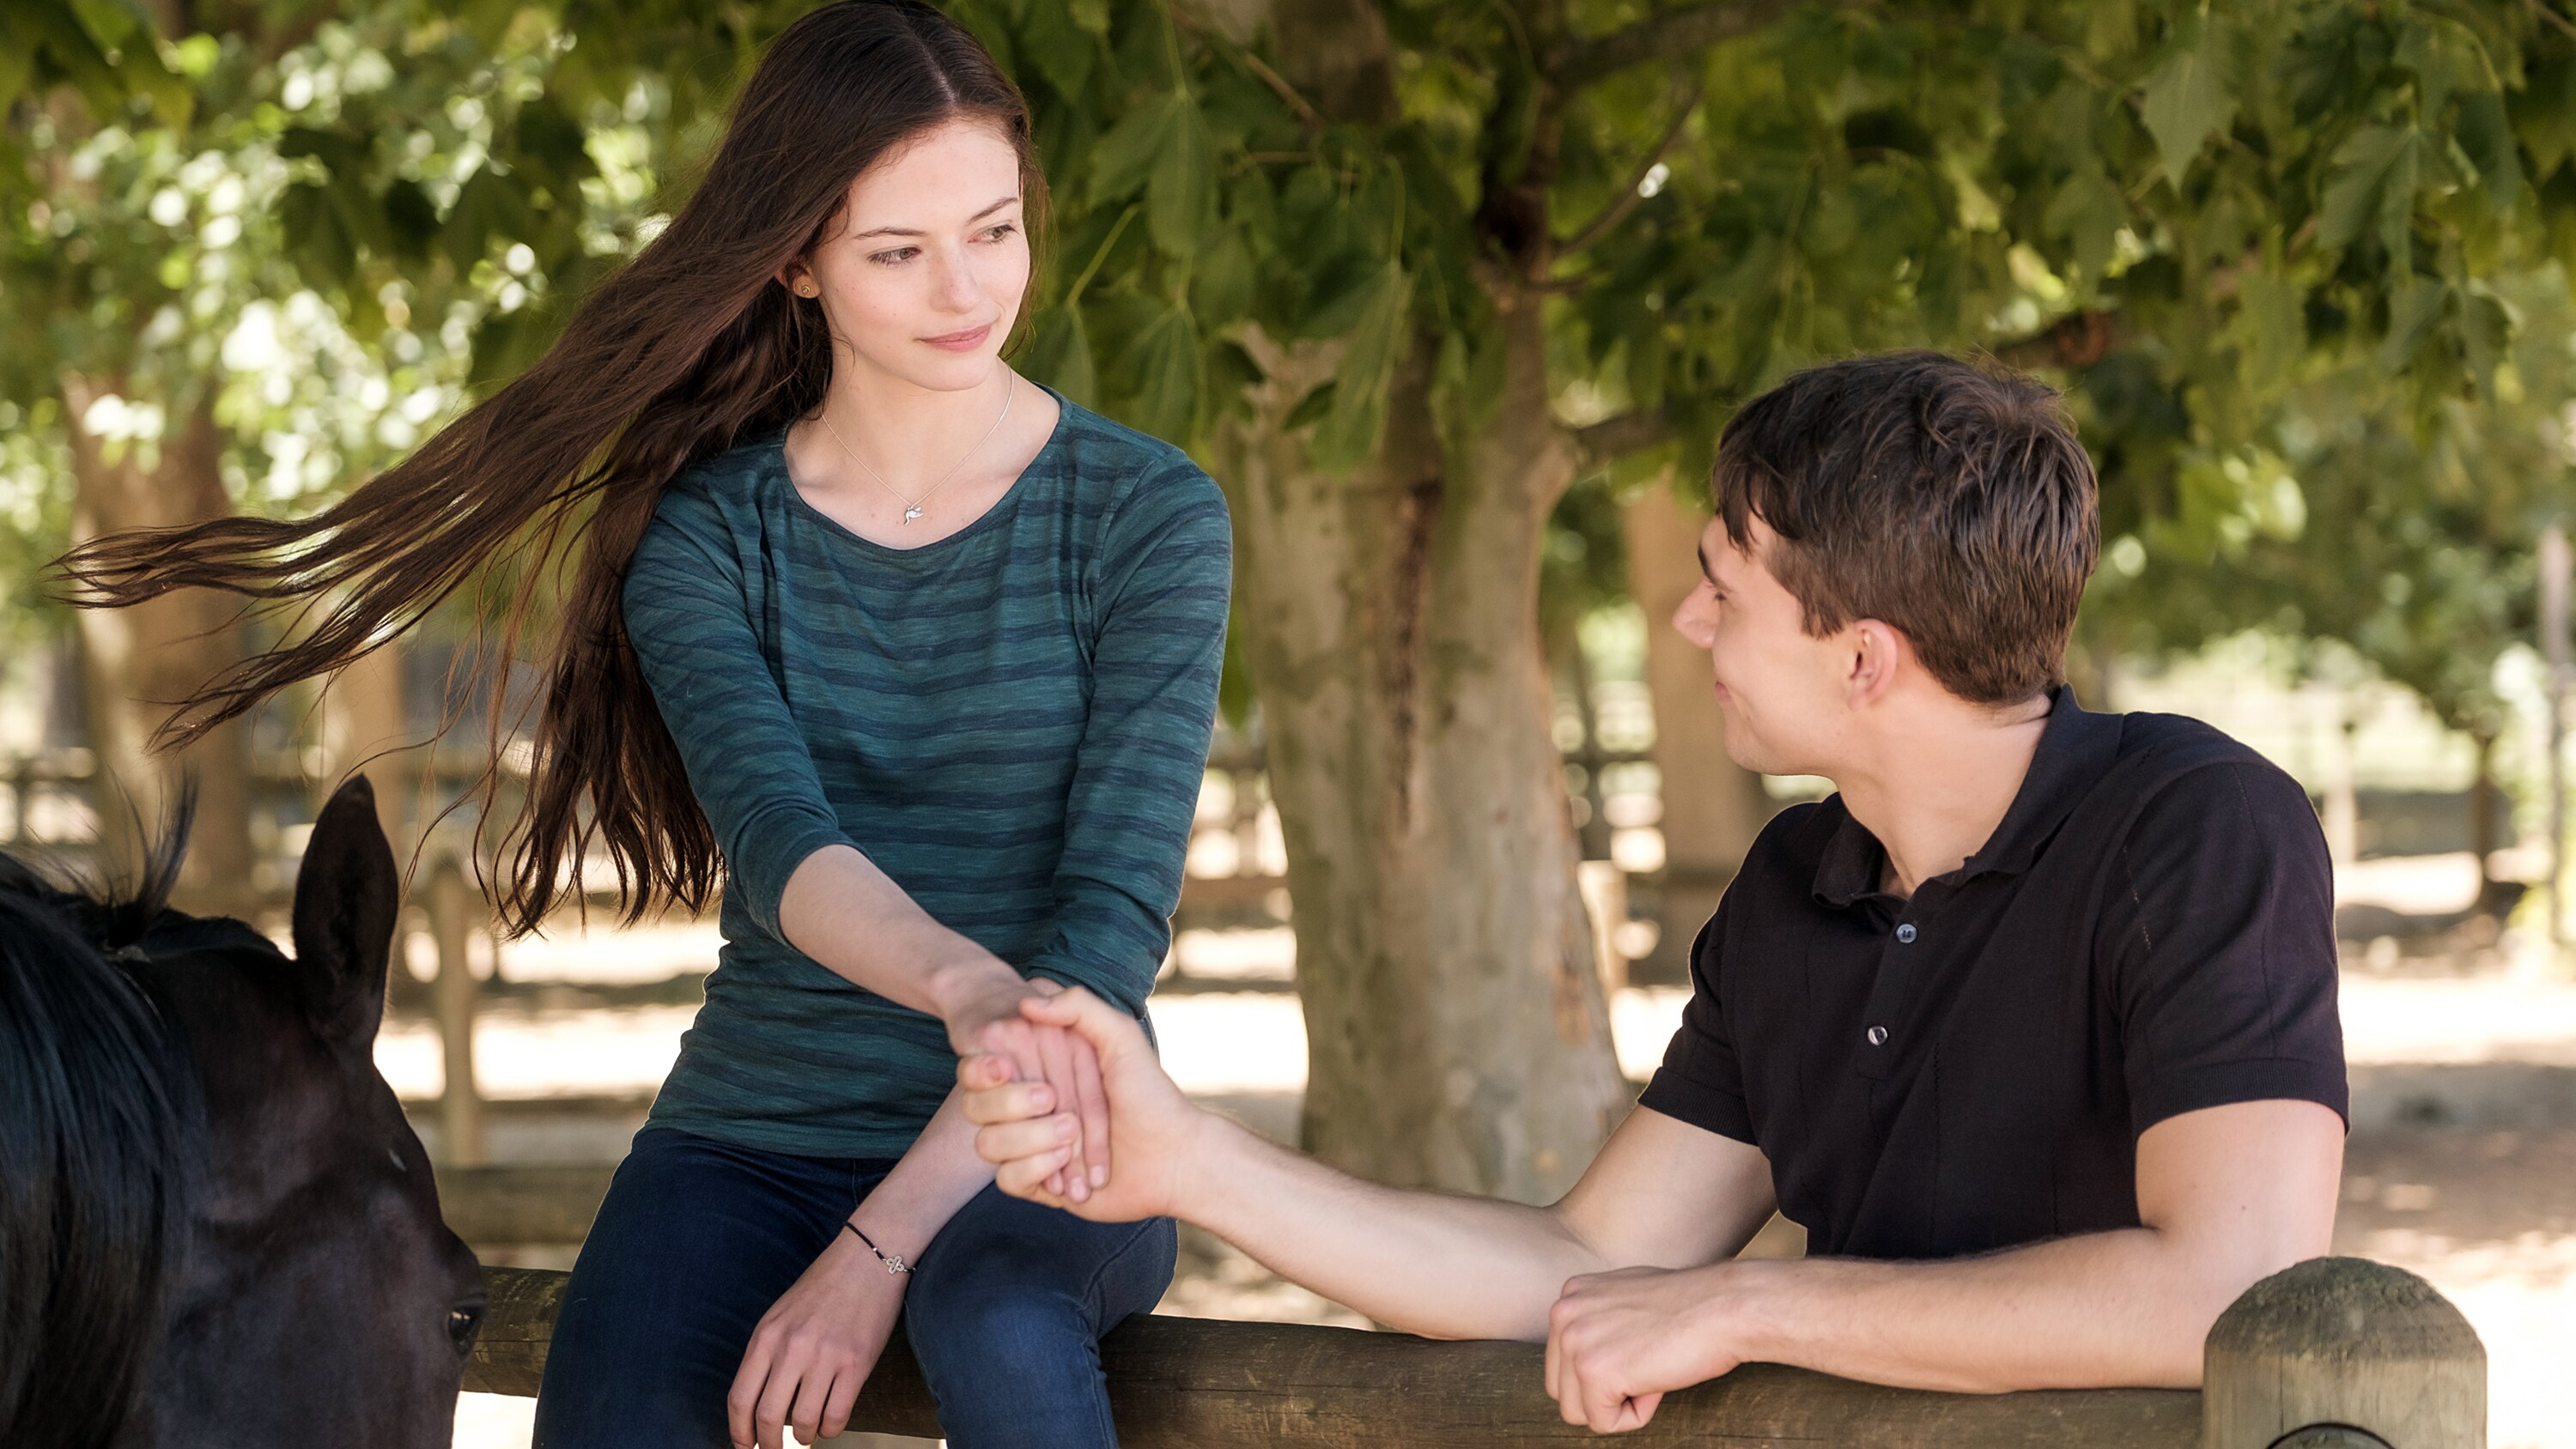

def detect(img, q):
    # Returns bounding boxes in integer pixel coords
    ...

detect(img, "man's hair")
[1711,350,2099,705]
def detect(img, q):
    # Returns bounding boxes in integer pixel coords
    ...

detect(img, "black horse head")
[0,776,483,1449]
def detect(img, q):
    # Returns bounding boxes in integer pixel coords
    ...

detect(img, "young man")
[959,351,2347,1432]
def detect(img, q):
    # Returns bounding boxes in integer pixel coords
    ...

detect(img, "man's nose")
[1672,591,1716,649]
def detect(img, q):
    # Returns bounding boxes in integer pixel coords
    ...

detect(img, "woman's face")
[792,118,1031,393]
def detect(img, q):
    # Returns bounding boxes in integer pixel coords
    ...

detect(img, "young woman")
[57,3,1230,1446]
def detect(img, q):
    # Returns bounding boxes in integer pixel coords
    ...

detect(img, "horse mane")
[0,795,196,1449]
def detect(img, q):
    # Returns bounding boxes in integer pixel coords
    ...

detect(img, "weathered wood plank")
[464,1265,2199,1446]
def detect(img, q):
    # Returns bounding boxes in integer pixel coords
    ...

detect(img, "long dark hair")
[51,1,1050,936]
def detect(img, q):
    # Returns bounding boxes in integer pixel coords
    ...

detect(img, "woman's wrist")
[841,1207,926,1279]
[923,953,1024,1026]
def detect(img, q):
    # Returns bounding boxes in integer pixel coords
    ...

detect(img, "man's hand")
[959,985,1200,1221]
[1546,1264,1743,1434]
[933,967,1110,1203]
[726,1222,908,1449]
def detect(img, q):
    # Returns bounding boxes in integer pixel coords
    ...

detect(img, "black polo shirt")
[1638,688,2347,1260]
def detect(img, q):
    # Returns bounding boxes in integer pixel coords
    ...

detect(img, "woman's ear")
[777,262,819,299]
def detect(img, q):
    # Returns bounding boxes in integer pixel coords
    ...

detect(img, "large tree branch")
[1552,0,1816,88]
[1557,75,1704,259]
[1986,309,2124,373]
[1573,409,1677,461]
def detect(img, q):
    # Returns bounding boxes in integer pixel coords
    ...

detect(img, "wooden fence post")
[426,856,487,1167]
[2202,1257,2484,1449]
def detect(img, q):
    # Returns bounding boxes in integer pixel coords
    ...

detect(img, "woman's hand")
[933,966,1111,1202]
[961,985,1200,1222]
[727,1222,910,1449]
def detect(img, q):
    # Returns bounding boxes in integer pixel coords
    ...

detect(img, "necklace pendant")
[903,506,923,524]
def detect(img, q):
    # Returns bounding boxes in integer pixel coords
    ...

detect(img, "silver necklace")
[816,377,1014,524]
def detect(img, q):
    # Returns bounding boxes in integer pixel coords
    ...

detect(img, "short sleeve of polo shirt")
[2111,758,2348,1136]
[1638,905,1757,1143]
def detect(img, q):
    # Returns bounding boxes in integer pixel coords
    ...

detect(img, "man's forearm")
[1714,1228,2233,1391]
[1176,1111,1608,1342]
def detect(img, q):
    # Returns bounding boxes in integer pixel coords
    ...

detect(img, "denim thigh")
[903,1185,1178,1449]
[531,1126,884,1449]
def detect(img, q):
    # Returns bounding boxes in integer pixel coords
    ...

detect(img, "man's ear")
[289,775,401,1046]
[1845,620,1911,707]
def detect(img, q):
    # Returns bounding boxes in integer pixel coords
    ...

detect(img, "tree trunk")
[1213,306,1627,1203]
[1619,481,1774,983]
[2468,729,2506,922]
[62,378,257,916]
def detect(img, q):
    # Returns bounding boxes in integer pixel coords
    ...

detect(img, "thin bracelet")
[842,1220,912,1276]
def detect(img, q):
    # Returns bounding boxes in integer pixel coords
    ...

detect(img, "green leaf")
[2042,166,2123,280]
[329,174,395,259]
[2455,92,2523,215]
[384,179,439,264]
[1016,0,1094,101]
[1282,379,1336,430]
[440,169,538,268]
[278,126,366,174]
[2318,125,2413,259]
[2459,289,2511,394]
[23,1,120,117]
[511,99,596,199]
[1147,94,1218,258]
[281,179,355,284]
[0,34,31,116]
[67,0,134,49]
[1122,303,1200,441]
[2230,270,2306,394]
[1295,251,1391,338]
[462,0,518,49]
[1018,303,1097,408]
[1067,0,1109,36]
[1191,226,1254,328]
[2375,277,2445,375]
[1086,94,1178,209]
[1312,261,1410,471]
[2139,21,2237,187]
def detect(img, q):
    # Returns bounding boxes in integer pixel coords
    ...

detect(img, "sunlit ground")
[427,863,2576,1449]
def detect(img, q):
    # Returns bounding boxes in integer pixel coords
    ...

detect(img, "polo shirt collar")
[1811,685,2123,908]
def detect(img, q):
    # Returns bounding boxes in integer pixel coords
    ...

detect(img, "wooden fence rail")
[465,1256,2480,1447]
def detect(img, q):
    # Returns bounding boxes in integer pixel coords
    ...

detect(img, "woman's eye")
[869,247,918,265]
[983,222,1018,241]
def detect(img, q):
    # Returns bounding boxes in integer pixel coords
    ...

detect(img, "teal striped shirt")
[621,385,1231,1159]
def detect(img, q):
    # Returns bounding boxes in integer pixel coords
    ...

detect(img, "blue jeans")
[531,1125,1176,1448]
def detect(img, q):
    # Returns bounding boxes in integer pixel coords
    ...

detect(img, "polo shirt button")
[1866,1025,1889,1046]
[1895,923,1917,943]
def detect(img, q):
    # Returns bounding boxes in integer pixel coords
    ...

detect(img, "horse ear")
[289,776,400,1044]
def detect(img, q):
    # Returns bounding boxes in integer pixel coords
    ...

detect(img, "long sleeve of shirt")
[1017,461,1230,1016]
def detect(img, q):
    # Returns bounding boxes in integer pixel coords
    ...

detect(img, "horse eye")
[447,1304,483,1355]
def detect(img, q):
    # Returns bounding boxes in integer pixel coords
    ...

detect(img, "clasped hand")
[940,972,1111,1201]
[959,985,1749,1438]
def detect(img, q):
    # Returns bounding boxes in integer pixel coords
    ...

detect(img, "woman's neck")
[813,359,1016,482]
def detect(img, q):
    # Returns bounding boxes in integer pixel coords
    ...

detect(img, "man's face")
[1670,513,1851,776]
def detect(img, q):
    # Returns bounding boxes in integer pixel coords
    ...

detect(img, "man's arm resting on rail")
[1542,1098,2344,1430]
[961,985,1778,1342]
